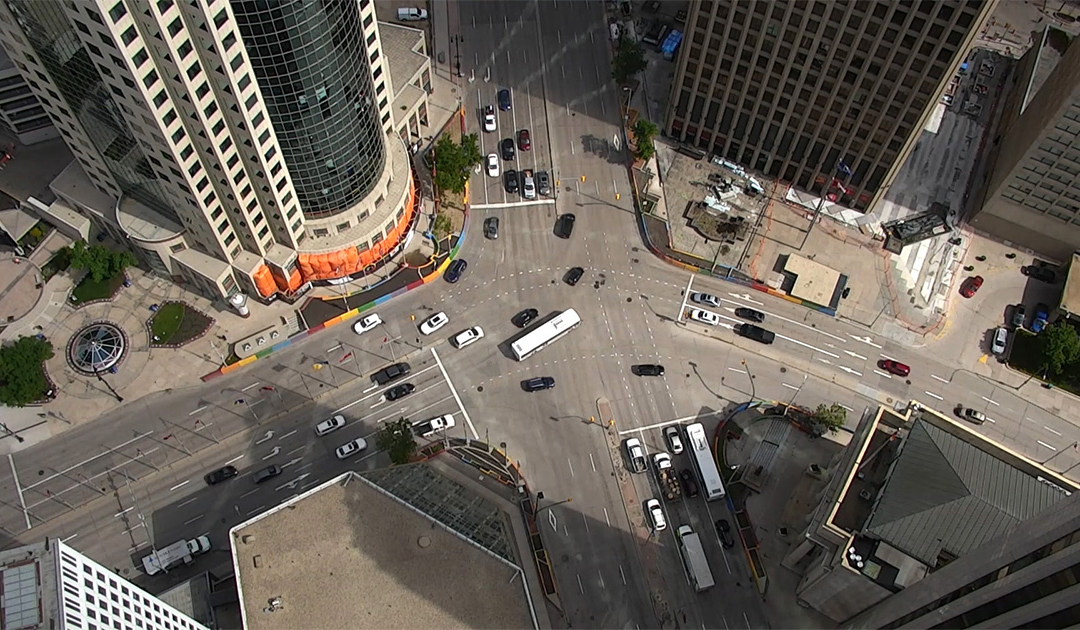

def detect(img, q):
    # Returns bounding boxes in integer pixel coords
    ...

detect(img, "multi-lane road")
[3,1,1079,628]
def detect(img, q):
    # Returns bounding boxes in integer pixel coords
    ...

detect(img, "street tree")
[633,118,659,162]
[0,336,54,407]
[1039,321,1080,376]
[70,241,137,282]
[377,417,418,465]
[611,39,647,84]
[810,403,847,435]
[433,133,483,195]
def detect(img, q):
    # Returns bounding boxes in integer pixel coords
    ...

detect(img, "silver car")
[691,292,721,308]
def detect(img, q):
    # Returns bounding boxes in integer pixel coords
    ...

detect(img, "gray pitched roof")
[865,421,1067,566]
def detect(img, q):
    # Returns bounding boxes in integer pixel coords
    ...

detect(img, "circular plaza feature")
[67,321,128,376]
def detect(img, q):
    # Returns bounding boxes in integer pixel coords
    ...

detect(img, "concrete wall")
[796,548,893,622]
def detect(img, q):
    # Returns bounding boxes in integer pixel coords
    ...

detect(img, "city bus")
[510,308,581,361]
[685,422,726,501]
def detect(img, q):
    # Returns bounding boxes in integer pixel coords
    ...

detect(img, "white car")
[315,414,346,436]
[352,313,382,335]
[624,437,646,473]
[482,105,496,132]
[992,326,1008,355]
[653,452,672,471]
[663,426,684,454]
[335,437,368,460]
[413,414,456,438]
[691,292,720,308]
[645,498,667,531]
[454,326,485,348]
[486,153,500,178]
[688,308,720,326]
[420,311,449,335]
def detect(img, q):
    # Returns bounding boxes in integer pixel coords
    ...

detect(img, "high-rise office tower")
[665,0,994,211]
[0,0,421,303]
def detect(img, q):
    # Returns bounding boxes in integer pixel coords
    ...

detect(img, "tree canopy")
[810,403,847,435]
[612,39,647,84]
[633,119,659,162]
[377,417,418,465]
[433,133,483,195]
[1039,321,1080,376]
[70,241,137,282]
[0,336,54,407]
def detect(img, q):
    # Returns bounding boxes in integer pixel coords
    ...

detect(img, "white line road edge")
[9,453,29,530]
[677,273,695,322]
[431,348,479,439]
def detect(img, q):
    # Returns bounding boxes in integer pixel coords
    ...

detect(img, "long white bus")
[510,308,581,361]
[685,422,726,501]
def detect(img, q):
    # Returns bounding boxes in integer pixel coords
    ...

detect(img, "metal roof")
[865,421,1067,566]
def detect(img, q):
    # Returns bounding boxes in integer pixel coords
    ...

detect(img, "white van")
[397,7,428,21]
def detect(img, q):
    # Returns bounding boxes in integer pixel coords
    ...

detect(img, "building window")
[178,39,192,59]
[108,2,127,22]
[168,17,182,37]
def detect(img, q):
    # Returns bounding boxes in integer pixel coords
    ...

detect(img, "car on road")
[739,323,776,344]
[522,169,537,199]
[445,259,467,283]
[992,326,1009,356]
[371,362,411,385]
[484,217,499,239]
[352,313,382,335]
[1022,265,1056,283]
[878,359,910,377]
[664,425,684,454]
[690,292,720,308]
[482,105,496,132]
[453,326,484,348]
[335,437,368,460]
[204,465,238,486]
[187,535,212,555]
[537,171,551,196]
[420,311,449,335]
[522,376,555,392]
[512,308,539,328]
[688,308,720,326]
[565,267,584,286]
[624,437,646,473]
[500,138,515,161]
[315,414,347,436]
[679,469,698,497]
[413,414,456,438]
[645,498,667,531]
[958,406,986,425]
[735,307,765,322]
[555,213,575,238]
[504,169,519,193]
[497,88,511,111]
[518,129,531,150]
[633,364,665,376]
[486,153,499,177]
[715,519,735,548]
[253,465,282,484]
[1012,303,1027,329]
[1033,302,1050,333]
[960,275,983,298]
[385,383,415,401]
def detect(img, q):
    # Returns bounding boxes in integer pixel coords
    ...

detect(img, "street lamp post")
[534,491,573,515]
[0,422,24,443]
[450,35,464,80]
[94,367,124,402]
[784,374,808,417]
[740,359,757,401]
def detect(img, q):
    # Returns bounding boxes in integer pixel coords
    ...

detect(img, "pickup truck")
[412,414,455,438]
[624,438,646,473]
[371,362,411,385]
[653,453,681,501]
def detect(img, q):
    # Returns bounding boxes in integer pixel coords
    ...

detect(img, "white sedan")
[352,313,382,335]
[453,326,484,348]
[645,498,667,531]
[335,437,367,460]
[482,105,497,132]
[315,414,346,436]
[688,308,720,326]
[420,311,449,335]
[486,153,500,178]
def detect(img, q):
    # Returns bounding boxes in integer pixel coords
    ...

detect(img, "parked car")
[518,129,531,150]
[484,217,499,239]
[679,469,698,497]
[958,406,986,425]
[878,359,910,377]
[486,153,499,176]
[253,465,281,484]
[991,326,1009,356]
[500,138,515,161]
[688,308,720,326]
[564,267,584,286]
[663,426,683,454]
[522,169,537,199]
[371,362,410,385]
[1022,265,1056,283]
[445,259,467,283]
[537,171,551,196]
[186,535,212,555]
[645,498,667,531]
[497,88,511,111]
[960,275,983,298]
[715,519,735,548]
[522,376,555,392]
[352,313,382,335]
[453,326,485,348]
[1033,303,1050,333]
[739,323,776,344]
[690,292,721,308]
[482,105,496,132]
[420,312,449,335]
[505,169,519,193]
[204,465,238,486]
[633,364,665,376]
[624,438,646,473]
[315,414,347,436]
[512,308,539,328]
[335,437,368,460]
[413,414,455,438]
[1012,303,1027,329]
[555,213,575,238]
[385,383,415,401]
[735,307,765,322]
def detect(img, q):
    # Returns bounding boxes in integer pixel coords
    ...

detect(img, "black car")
[204,465,238,486]
[501,137,515,161]
[253,465,282,484]
[715,519,735,548]
[505,169,519,193]
[739,323,775,344]
[522,376,555,392]
[632,364,665,376]
[679,469,699,497]
[512,308,539,328]
[371,362,411,385]
[386,383,415,401]
[1022,265,1057,283]
[484,217,499,239]
[565,267,584,286]
[555,213,576,239]
[445,259,467,283]
[497,88,511,111]
[735,307,765,322]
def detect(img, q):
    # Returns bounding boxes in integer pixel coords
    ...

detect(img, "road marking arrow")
[844,350,867,360]
[262,446,281,460]
[255,430,274,445]
[848,335,883,349]
[275,473,311,491]
[838,366,863,376]
[281,457,303,469]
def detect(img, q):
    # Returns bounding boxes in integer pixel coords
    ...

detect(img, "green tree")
[70,241,137,282]
[633,118,659,162]
[810,403,847,435]
[377,417,418,465]
[611,38,647,84]
[0,336,55,407]
[1039,321,1080,376]
[433,133,483,195]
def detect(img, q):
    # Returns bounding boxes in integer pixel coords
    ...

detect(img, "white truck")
[676,526,714,592]
[141,536,210,575]
[412,414,455,438]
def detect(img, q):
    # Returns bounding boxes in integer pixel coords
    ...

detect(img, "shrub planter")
[69,272,128,309]
[145,301,215,348]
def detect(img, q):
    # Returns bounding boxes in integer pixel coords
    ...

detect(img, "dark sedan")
[679,469,699,497]
[505,169,519,193]
[385,383,415,401]
[500,137,515,161]
[735,307,765,322]
[555,213,576,239]
[204,465,238,486]
[632,364,665,376]
[1022,265,1056,283]
[512,308,539,328]
[445,259,467,283]
[715,519,735,548]
[565,267,584,286]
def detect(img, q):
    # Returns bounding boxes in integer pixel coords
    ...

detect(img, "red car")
[879,359,910,377]
[960,275,983,298]
[518,129,531,150]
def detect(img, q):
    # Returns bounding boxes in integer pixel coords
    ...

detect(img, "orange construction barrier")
[252,265,276,298]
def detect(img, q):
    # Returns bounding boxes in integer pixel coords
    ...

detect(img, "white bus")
[510,308,581,361]
[685,422,726,501]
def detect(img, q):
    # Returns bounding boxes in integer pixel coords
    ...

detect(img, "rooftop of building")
[118,194,182,242]
[1025,26,1074,111]
[232,467,534,630]
[1060,252,1080,316]
[378,21,428,97]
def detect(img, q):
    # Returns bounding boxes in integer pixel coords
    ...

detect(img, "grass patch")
[1008,328,1080,395]
[71,272,122,303]
[150,302,184,341]
[149,302,213,347]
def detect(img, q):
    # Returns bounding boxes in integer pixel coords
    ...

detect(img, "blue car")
[445,259,467,283]
[1032,303,1049,333]
[498,88,511,111]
